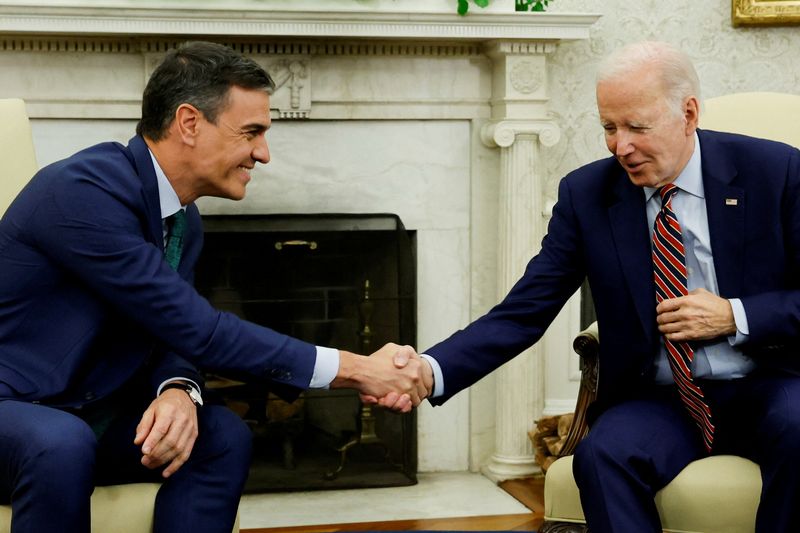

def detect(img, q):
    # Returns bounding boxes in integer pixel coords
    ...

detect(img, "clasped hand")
[656,287,737,341]
[334,343,433,413]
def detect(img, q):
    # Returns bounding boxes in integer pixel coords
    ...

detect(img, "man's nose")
[614,131,635,157]
[253,135,270,164]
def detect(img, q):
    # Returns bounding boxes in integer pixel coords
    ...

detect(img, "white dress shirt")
[645,133,754,383]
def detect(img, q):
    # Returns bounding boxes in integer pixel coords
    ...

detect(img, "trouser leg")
[572,392,703,533]
[0,401,97,533]
[97,404,252,533]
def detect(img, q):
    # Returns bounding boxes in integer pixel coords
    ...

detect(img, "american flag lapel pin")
[725,198,738,206]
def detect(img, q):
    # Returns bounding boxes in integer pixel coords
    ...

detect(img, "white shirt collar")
[148,149,183,219]
[644,131,703,202]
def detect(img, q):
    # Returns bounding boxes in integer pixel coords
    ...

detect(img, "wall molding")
[0,4,599,42]
[0,35,487,57]
[542,399,578,417]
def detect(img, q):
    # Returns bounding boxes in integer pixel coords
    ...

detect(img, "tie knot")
[659,184,679,208]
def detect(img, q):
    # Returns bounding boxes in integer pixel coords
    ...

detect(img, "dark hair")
[136,41,275,141]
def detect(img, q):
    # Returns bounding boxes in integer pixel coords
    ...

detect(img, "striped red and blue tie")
[652,184,715,453]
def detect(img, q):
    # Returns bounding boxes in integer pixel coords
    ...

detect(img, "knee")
[765,405,800,454]
[22,416,96,486]
[198,406,252,468]
[573,416,630,467]
[573,428,617,482]
[572,412,659,486]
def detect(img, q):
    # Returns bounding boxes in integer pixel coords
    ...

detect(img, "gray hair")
[596,41,700,117]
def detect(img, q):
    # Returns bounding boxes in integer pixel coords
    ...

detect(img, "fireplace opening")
[194,214,417,492]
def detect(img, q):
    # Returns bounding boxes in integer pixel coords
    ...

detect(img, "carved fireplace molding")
[0,2,598,122]
[0,1,600,480]
[0,3,598,41]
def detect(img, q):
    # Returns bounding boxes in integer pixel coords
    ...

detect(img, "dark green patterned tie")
[165,210,187,270]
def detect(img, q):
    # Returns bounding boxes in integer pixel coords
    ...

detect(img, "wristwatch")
[161,382,204,407]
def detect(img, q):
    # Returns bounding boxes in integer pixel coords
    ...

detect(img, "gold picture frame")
[733,0,800,26]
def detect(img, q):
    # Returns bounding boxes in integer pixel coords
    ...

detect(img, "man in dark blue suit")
[396,41,800,531]
[0,41,428,532]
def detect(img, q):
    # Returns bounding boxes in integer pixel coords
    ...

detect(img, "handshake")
[331,343,433,414]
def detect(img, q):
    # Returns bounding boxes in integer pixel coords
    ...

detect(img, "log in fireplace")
[194,214,417,492]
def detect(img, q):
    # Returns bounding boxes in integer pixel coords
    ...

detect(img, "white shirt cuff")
[728,298,750,346]
[420,353,444,398]
[157,377,202,399]
[310,346,340,388]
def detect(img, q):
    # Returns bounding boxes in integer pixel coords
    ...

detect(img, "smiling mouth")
[622,160,646,173]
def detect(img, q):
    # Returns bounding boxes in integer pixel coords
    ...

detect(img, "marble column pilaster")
[480,40,561,480]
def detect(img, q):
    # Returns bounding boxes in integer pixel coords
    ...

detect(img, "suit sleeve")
[426,177,588,404]
[27,169,316,393]
[146,349,205,395]
[740,148,800,345]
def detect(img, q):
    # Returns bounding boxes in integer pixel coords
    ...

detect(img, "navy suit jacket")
[0,135,316,408]
[427,130,800,417]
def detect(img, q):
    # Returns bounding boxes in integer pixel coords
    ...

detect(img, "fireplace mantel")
[1,2,598,480]
[0,1,597,41]
[0,1,599,123]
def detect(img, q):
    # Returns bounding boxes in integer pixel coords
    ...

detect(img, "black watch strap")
[161,382,203,407]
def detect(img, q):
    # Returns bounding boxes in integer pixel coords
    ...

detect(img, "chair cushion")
[0,98,38,215]
[544,455,761,533]
[0,482,241,532]
[0,483,160,533]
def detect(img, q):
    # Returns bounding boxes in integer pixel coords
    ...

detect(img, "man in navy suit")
[394,41,800,531]
[0,41,428,532]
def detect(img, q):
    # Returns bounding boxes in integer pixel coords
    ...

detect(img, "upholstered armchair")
[541,92,800,533]
[0,99,240,532]
[541,324,761,533]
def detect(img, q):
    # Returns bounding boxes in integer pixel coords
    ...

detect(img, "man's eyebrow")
[242,122,269,133]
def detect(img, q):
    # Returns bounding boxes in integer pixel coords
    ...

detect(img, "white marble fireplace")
[0,0,598,479]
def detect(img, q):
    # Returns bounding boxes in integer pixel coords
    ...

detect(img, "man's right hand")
[359,348,434,412]
[331,343,429,413]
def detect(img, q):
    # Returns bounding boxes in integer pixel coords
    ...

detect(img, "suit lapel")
[608,172,658,340]
[698,130,745,298]
[127,135,165,249]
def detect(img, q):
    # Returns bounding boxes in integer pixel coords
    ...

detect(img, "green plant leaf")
[462,0,553,14]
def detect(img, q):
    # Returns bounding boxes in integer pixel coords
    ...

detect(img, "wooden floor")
[242,476,544,532]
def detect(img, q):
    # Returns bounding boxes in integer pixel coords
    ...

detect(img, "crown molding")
[0,3,600,42]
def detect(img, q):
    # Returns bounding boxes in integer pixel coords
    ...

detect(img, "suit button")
[84,392,95,401]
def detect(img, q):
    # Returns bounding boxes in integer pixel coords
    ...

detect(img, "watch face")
[188,388,203,407]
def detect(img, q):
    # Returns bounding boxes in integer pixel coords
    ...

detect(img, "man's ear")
[174,103,202,147]
[684,96,700,134]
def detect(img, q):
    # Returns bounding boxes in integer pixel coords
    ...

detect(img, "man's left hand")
[134,388,199,478]
[656,287,737,342]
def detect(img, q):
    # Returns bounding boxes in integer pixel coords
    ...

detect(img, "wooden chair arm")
[557,322,599,457]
